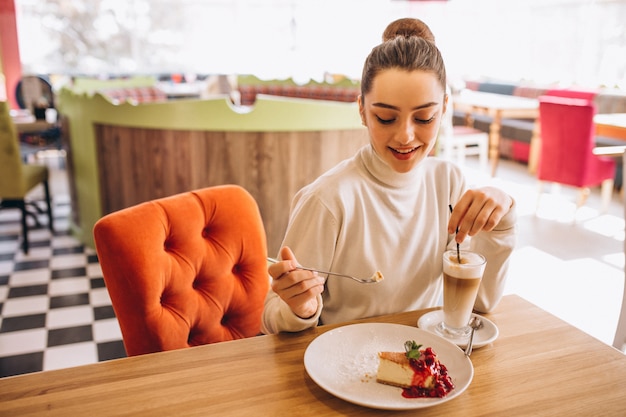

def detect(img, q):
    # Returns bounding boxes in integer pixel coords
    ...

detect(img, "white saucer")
[417,310,498,349]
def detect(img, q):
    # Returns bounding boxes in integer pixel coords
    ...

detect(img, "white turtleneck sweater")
[261,145,517,334]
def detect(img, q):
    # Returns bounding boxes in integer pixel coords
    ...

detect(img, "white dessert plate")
[303,323,473,410]
[417,310,499,349]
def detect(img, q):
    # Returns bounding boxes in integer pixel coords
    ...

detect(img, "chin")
[388,160,418,173]
[393,164,417,174]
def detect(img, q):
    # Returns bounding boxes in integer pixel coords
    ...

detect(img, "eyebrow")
[371,102,439,111]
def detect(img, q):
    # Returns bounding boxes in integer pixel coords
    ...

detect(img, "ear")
[358,95,367,126]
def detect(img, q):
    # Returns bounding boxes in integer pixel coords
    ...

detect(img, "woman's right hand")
[268,246,325,319]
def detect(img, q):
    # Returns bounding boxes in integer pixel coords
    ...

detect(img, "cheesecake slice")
[376,341,454,398]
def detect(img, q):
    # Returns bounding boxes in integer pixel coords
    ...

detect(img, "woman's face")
[359,68,447,173]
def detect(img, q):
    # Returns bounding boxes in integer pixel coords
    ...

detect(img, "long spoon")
[465,316,483,356]
[449,204,461,263]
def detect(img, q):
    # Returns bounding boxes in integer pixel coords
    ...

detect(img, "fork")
[266,257,383,284]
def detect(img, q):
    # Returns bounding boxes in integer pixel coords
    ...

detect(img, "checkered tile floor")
[0,194,126,378]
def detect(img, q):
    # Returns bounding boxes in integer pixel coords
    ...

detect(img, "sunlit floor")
[464,156,624,348]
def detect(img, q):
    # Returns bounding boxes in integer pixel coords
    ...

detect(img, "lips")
[390,147,419,154]
[389,146,420,160]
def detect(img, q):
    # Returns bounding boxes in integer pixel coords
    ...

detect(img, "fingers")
[269,246,325,319]
[449,187,512,243]
[271,270,324,302]
[268,246,298,280]
[272,269,324,318]
[280,246,296,263]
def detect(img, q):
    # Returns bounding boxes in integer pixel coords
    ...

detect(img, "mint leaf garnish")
[404,340,422,359]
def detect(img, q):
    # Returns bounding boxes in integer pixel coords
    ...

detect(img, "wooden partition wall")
[57,90,366,250]
[95,124,368,255]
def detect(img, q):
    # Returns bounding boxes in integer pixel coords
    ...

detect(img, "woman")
[261,18,516,334]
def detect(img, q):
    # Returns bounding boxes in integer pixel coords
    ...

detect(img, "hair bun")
[382,18,435,43]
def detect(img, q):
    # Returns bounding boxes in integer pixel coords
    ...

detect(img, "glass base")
[435,321,471,339]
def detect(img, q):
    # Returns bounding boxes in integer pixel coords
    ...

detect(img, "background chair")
[93,185,269,356]
[615,244,626,352]
[15,75,55,114]
[15,76,62,162]
[438,93,489,172]
[614,155,626,353]
[439,125,489,172]
[0,101,54,254]
[536,95,616,213]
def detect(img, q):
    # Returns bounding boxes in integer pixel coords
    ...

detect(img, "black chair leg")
[0,199,30,254]
[43,180,54,232]
[0,188,52,254]
[19,200,29,254]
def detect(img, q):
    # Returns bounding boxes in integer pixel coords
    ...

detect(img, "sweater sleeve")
[260,291,323,334]
[260,189,337,334]
[470,198,517,313]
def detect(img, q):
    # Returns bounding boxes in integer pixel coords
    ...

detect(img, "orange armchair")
[93,185,269,356]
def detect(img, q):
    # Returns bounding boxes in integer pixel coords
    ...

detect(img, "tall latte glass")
[436,250,487,338]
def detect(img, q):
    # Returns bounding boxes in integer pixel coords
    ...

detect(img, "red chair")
[93,185,269,356]
[544,87,597,102]
[536,95,616,212]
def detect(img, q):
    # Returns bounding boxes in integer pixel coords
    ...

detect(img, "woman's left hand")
[448,186,513,243]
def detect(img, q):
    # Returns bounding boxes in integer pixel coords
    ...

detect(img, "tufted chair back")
[93,185,269,356]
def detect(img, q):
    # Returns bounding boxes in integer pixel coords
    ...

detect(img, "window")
[15,0,626,89]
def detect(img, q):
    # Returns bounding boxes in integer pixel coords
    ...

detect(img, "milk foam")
[443,251,486,278]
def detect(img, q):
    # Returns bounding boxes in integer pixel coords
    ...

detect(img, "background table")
[453,91,539,176]
[595,113,626,141]
[12,119,56,134]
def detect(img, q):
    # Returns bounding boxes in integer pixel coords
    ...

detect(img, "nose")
[398,118,415,144]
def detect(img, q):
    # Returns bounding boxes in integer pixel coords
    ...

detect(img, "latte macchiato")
[437,250,486,338]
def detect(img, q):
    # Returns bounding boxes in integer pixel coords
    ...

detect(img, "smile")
[389,146,419,155]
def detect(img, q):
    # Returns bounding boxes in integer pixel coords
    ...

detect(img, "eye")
[375,115,395,125]
[415,115,436,124]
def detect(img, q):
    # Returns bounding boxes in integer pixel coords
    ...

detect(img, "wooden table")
[1,295,625,416]
[453,91,539,176]
[595,113,626,154]
[12,118,56,134]
[595,113,626,141]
